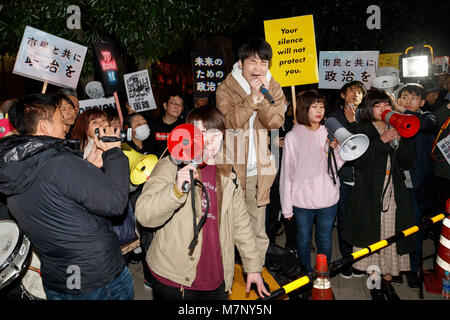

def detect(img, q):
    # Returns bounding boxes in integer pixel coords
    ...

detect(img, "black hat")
[422,80,440,94]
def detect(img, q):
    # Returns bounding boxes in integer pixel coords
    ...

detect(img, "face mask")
[134,124,150,141]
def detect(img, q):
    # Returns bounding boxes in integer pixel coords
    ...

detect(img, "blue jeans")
[293,204,337,272]
[44,266,134,300]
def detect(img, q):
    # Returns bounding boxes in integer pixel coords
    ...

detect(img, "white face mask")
[134,124,150,141]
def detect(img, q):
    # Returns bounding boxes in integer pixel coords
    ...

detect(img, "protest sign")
[437,135,450,166]
[378,52,402,69]
[191,52,225,99]
[318,51,379,90]
[264,15,319,87]
[78,96,116,114]
[93,42,121,95]
[434,56,449,75]
[124,69,157,112]
[13,26,87,89]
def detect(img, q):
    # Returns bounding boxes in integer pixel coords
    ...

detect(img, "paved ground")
[129,227,445,300]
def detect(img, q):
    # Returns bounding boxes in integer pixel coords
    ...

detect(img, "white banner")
[124,69,157,112]
[13,26,87,89]
[78,96,116,114]
[318,51,379,90]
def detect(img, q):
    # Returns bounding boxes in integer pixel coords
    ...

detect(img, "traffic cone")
[311,254,334,300]
[424,199,450,294]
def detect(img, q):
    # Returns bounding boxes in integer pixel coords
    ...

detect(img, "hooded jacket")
[216,62,285,206]
[0,135,129,294]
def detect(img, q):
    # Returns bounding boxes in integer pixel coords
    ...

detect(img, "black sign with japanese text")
[94,41,122,95]
[191,51,225,99]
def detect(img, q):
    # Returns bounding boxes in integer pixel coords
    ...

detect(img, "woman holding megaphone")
[280,90,345,274]
[134,106,270,300]
[342,89,416,301]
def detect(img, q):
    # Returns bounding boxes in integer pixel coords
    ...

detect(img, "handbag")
[112,200,137,246]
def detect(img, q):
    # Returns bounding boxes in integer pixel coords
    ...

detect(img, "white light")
[402,55,429,77]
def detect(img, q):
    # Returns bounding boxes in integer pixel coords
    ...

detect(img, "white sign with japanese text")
[123,69,157,112]
[318,51,379,90]
[78,96,116,114]
[13,26,87,89]
[437,135,450,166]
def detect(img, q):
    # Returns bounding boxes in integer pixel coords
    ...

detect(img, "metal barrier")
[259,212,448,300]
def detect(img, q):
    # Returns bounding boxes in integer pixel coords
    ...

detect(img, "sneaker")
[370,288,386,301]
[405,271,420,290]
[391,275,403,286]
[144,280,153,292]
[340,268,353,279]
[351,268,366,277]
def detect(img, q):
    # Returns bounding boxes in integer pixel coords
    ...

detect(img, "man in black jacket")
[328,81,367,279]
[0,94,133,300]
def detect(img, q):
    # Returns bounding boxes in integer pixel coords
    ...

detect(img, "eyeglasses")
[168,101,183,108]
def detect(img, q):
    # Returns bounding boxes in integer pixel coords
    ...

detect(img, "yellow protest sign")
[264,15,318,87]
[378,53,402,69]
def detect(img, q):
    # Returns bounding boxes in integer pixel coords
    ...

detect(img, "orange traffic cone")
[311,254,334,300]
[424,199,450,294]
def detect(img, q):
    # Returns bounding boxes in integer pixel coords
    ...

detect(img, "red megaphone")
[167,123,204,163]
[0,118,15,138]
[381,110,420,138]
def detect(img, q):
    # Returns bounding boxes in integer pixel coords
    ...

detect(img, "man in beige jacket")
[135,106,270,299]
[216,38,285,264]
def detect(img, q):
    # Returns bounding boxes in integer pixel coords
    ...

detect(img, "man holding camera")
[0,94,132,300]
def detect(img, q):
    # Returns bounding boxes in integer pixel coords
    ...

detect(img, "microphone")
[259,85,275,104]
[181,163,198,193]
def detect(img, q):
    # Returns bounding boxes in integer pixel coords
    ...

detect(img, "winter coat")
[280,124,345,218]
[342,122,416,255]
[0,135,129,294]
[216,65,285,206]
[134,157,263,292]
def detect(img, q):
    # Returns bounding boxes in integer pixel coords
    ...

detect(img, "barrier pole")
[259,212,448,300]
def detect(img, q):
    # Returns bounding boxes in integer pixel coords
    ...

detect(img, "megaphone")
[324,118,370,161]
[167,123,204,164]
[380,110,420,138]
[371,75,400,94]
[121,143,158,185]
[0,118,15,138]
[167,123,205,192]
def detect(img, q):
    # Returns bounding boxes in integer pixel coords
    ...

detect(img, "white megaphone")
[371,75,400,94]
[324,118,370,161]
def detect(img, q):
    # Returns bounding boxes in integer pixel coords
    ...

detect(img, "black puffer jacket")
[0,135,129,294]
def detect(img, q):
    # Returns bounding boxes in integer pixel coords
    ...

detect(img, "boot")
[370,288,386,301]
[382,277,400,301]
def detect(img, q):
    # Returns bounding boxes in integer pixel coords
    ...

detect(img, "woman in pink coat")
[280,90,345,272]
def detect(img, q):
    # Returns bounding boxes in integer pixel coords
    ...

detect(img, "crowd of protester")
[0,38,449,301]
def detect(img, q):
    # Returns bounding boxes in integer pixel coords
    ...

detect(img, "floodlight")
[402,55,429,78]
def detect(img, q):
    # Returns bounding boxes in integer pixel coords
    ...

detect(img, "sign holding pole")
[264,15,319,122]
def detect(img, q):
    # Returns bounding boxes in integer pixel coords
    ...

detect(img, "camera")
[94,128,128,142]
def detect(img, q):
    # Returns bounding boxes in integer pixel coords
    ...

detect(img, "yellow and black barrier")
[259,212,448,300]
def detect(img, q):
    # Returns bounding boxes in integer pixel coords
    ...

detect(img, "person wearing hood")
[0,94,132,300]
[216,38,285,264]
